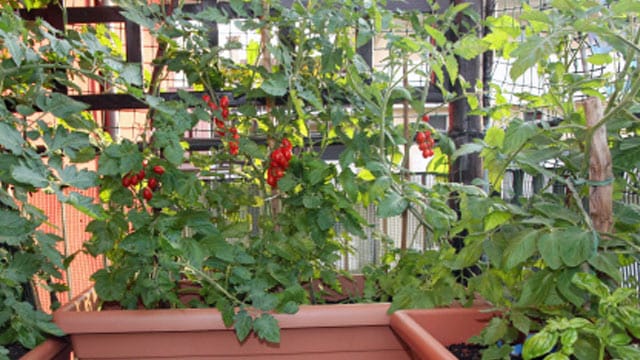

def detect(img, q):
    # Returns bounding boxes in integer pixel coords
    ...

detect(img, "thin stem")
[182,262,244,307]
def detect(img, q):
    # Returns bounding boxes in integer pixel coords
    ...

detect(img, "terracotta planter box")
[20,338,72,360]
[390,307,496,360]
[53,287,414,360]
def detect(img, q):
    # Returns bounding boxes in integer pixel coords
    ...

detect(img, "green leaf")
[316,207,335,231]
[452,143,484,160]
[522,331,557,360]
[253,313,280,343]
[572,272,610,299]
[302,194,322,209]
[217,298,235,328]
[556,269,585,307]
[261,73,288,97]
[517,270,553,306]
[36,93,89,119]
[481,317,509,343]
[12,163,48,188]
[424,25,446,46]
[503,120,538,153]
[510,34,557,80]
[0,122,24,155]
[588,253,622,283]
[163,139,185,165]
[234,310,253,342]
[483,210,511,231]
[537,231,562,269]
[59,166,98,189]
[0,209,35,246]
[558,229,595,267]
[511,311,531,335]
[119,63,142,86]
[504,230,539,269]
[586,53,612,66]
[544,353,570,360]
[66,192,107,220]
[377,191,408,217]
[92,268,128,301]
[36,320,64,337]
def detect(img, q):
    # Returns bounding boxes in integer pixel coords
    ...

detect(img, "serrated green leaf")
[36,93,89,119]
[588,253,622,283]
[12,163,48,188]
[511,311,531,335]
[481,317,509,343]
[558,229,595,267]
[504,230,538,269]
[0,122,24,155]
[261,73,288,96]
[503,120,538,153]
[302,194,322,209]
[234,310,253,342]
[217,298,235,328]
[66,192,107,220]
[59,166,98,189]
[517,270,553,306]
[377,191,408,218]
[253,313,280,343]
[537,231,561,269]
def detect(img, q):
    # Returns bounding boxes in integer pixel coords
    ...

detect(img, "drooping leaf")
[377,191,408,218]
[253,313,280,343]
[234,309,253,342]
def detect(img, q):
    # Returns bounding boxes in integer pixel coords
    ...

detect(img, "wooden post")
[448,0,484,188]
[448,0,484,255]
[585,97,613,233]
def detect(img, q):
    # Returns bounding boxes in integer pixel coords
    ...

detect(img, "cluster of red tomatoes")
[267,138,293,188]
[416,114,435,159]
[121,160,165,201]
[203,94,239,155]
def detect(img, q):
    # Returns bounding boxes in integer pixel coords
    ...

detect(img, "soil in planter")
[7,343,29,359]
[447,344,526,360]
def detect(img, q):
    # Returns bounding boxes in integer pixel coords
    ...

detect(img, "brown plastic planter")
[53,287,414,359]
[390,307,496,360]
[20,338,72,360]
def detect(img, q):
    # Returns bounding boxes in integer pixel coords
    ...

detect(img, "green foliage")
[0,3,132,353]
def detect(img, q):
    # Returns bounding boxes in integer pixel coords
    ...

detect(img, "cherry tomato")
[142,187,153,201]
[153,165,165,176]
[130,174,140,186]
[220,95,229,108]
[148,177,159,190]
[416,132,426,143]
[122,176,132,188]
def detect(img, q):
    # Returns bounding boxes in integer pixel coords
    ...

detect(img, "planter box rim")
[54,287,393,334]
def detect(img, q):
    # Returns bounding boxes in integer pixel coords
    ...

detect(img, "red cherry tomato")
[142,187,153,201]
[148,177,159,190]
[122,176,132,188]
[153,165,165,176]
[220,95,229,108]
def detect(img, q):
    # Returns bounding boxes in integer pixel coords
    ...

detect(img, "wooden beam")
[585,97,613,233]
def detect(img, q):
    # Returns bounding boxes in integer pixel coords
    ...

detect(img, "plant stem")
[182,262,244,307]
